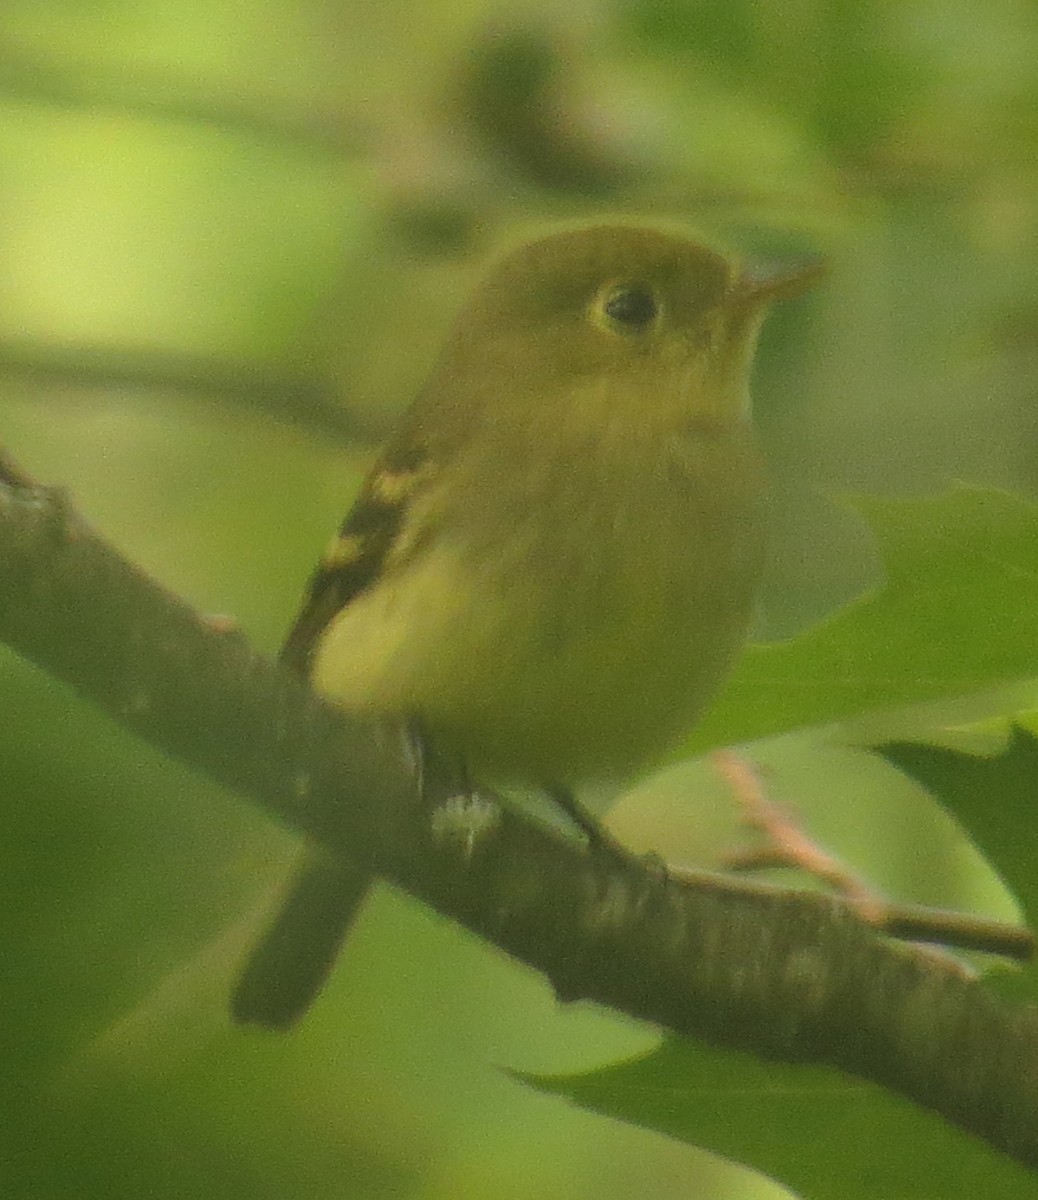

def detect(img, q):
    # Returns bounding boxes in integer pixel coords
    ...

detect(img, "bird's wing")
[280,435,436,676]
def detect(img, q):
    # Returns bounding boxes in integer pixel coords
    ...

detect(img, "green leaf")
[590,489,1038,1197]
[523,1039,1038,1199]
[878,727,1038,933]
[693,488,1038,752]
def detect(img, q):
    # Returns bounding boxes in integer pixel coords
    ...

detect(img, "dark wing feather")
[280,437,432,677]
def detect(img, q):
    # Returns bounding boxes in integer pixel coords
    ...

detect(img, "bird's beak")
[733,255,827,306]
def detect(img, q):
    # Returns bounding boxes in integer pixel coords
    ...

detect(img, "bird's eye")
[596,282,660,332]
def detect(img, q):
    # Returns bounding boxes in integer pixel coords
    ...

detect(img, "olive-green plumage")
[232,223,817,1029]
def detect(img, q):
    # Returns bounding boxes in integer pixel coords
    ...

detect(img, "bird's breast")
[313,418,765,788]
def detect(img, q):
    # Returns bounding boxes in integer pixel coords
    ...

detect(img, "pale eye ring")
[597,282,660,331]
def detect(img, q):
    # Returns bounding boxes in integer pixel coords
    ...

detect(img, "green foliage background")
[1,2,1037,1198]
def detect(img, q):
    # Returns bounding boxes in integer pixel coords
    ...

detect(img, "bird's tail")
[231,847,372,1029]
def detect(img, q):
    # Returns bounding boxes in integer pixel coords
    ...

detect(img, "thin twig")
[712,749,1035,963]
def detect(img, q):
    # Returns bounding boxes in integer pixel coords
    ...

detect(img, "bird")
[231,222,819,1029]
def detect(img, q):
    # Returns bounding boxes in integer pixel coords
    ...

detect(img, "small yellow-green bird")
[232,222,819,1029]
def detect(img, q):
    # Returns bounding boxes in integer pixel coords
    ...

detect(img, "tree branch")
[1,453,1037,1171]
[0,337,368,445]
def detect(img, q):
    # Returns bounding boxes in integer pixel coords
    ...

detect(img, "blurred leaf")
[523,1038,1038,1199]
[878,727,1038,931]
[693,487,1038,752]
[585,488,1038,1197]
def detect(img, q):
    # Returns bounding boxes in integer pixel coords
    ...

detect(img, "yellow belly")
[311,510,761,788]
[311,405,765,788]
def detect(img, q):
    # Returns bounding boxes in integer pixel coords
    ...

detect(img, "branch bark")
[1,454,1037,1171]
